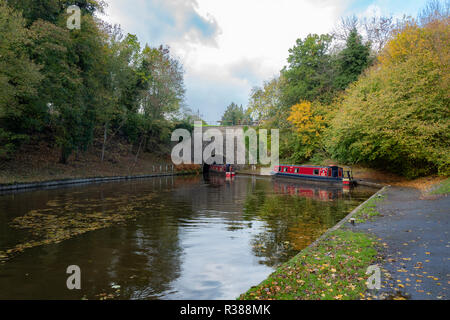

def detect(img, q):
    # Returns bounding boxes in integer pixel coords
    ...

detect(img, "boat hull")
[208,164,235,177]
[271,172,343,185]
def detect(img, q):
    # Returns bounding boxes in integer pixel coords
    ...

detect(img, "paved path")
[351,186,449,300]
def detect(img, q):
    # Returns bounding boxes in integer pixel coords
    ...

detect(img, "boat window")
[284,167,288,172]
[295,168,299,173]
[314,169,319,175]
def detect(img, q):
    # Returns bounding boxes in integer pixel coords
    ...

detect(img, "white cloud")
[102,0,220,46]
[100,0,357,121]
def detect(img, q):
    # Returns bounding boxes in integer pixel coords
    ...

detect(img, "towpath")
[351,186,449,300]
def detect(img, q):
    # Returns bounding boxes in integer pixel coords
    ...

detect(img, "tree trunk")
[59,145,71,164]
[130,135,144,174]
[101,122,108,162]
[101,119,126,161]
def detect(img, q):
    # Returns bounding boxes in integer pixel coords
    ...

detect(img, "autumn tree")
[287,101,326,162]
[327,14,450,177]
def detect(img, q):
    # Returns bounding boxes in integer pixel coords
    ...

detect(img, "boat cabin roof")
[277,165,342,169]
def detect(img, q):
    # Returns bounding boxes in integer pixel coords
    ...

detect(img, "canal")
[0,175,377,300]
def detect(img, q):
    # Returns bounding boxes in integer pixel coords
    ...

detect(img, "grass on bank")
[239,230,379,300]
[352,195,384,223]
[430,178,450,195]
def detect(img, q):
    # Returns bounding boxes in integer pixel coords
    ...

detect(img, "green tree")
[7,0,105,25]
[0,1,42,158]
[221,102,251,125]
[139,45,185,120]
[248,77,283,123]
[28,19,84,162]
[334,29,372,90]
[281,34,336,106]
[52,12,106,163]
[121,44,185,156]
[96,27,142,161]
[0,0,187,165]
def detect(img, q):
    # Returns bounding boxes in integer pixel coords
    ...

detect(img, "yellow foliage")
[328,17,450,177]
[287,101,325,144]
[379,18,450,69]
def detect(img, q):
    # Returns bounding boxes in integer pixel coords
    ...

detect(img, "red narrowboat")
[271,165,354,186]
[209,164,236,177]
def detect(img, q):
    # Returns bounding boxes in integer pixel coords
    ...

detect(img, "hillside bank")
[0,139,200,186]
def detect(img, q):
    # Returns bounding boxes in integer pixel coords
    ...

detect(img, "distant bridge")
[173,125,256,169]
[201,126,245,168]
[201,120,262,127]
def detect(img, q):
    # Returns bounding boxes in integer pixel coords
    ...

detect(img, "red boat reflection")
[272,179,344,201]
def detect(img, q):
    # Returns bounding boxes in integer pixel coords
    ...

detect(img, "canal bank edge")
[308,185,389,249]
[0,172,198,192]
[239,185,388,300]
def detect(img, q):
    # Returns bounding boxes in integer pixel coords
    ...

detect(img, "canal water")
[0,175,376,300]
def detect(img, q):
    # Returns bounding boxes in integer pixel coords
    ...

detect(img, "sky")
[100,0,430,123]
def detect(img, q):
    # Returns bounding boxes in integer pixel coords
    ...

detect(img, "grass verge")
[430,177,450,195]
[352,195,384,223]
[239,229,379,300]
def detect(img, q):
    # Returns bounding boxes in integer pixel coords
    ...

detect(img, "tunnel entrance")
[202,163,211,175]
[202,154,228,177]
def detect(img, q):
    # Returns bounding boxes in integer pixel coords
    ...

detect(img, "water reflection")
[273,179,344,201]
[242,177,369,266]
[0,175,376,300]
